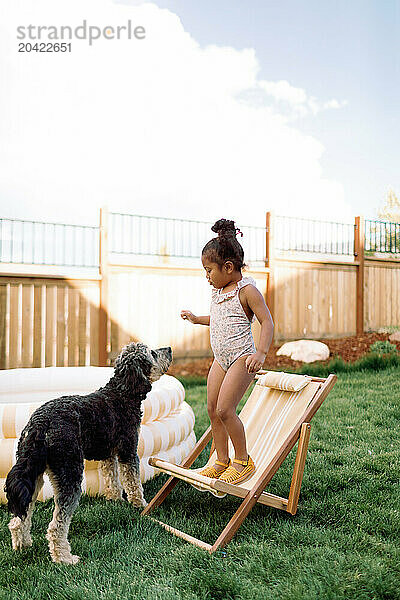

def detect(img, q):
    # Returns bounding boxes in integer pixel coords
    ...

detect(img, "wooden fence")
[0,275,100,369]
[0,209,399,368]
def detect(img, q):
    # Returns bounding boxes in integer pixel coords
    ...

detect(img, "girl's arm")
[243,286,274,373]
[181,311,210,326]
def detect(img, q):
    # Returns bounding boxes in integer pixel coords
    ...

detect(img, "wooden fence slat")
[292,267,299,337]
[327,268,333,336]
[56,285,66,367]
[367,265,373,331]
[90,300,99,367]
[374,266,380,329]
[46,285,57,367]
[394,268,400,326]
[68,287,78,366]
[319,268,328,336]
[9,285,18,369]
[33,285,42,368]
[0,284,7,370]
[303,269,310,337]
[311,268,318,336]
[384,267,388,327]
[85,297,91,366]
[337,270,344,335]
[79,292,87,366]
[22,284,34,367]
[298,268,305,337]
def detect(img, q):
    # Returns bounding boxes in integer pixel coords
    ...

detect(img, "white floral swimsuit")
[210,276,257,372]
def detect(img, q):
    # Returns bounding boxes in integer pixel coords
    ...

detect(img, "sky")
[0,0,398,229]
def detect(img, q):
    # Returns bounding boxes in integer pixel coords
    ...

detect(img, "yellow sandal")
[219,456,256,484]
[199,459,230,479]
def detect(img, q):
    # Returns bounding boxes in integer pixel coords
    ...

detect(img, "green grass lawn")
[1,368,399,600]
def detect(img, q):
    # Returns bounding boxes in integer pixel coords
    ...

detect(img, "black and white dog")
[5,342,172,565]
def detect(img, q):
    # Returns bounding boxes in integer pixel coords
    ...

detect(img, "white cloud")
[323,98,348,110]
[256,80,347,118]
[0,0,352,229]
[259,80,308,105]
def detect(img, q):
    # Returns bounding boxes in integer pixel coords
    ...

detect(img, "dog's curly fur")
[4,342,172,565]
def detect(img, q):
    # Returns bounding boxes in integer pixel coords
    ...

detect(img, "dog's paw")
[22,533,33,547]
[53,554,80,566]
[130,497,148,508]
[104,491,123,501]
[10,536,31,550]
[10,537,24,551]
[8,517,27,550]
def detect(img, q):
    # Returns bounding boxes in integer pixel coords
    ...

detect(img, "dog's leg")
[46,468,82,565]
[9,474,44,550]
[100,456,124,500]
[118,455,147,508]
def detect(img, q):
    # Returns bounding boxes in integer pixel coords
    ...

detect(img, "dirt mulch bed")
[168,332,399,378]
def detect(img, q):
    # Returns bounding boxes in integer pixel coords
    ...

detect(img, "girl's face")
[201,254,232,289]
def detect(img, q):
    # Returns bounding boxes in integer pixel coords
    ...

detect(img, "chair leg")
[142,475,179,515]
[149,518,212,552]
[210,488,262,552]
[287,422,311,515]
[142,426,213,516]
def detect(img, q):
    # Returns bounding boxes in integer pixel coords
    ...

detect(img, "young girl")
[181,218,274,484]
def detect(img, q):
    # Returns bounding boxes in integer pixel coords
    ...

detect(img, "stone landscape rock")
[389,331,400,342]
[276,340,330,363]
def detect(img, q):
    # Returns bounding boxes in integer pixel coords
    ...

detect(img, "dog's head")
[113,342,172,398]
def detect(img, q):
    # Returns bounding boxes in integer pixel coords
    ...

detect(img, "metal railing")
[2,212,400,270]
[365,219,400,254]
[274,215,355,256]
[0,218,99,267]
[109,213,267,265]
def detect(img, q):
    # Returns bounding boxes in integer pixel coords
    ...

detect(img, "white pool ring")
[0,433,196,504]
[0,367,195,504]
[0,403,194,476]
[0,373,185,438]
[0,367,115,404]
[138,402,194,457]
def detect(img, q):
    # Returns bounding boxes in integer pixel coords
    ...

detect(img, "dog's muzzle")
[151,347,173,379]
[159,347,172,360]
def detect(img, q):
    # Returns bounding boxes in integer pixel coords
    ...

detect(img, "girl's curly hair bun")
[202,218,246,270]
[211,218,243,238]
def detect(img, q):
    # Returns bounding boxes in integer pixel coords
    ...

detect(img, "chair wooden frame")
[142,373,337,553]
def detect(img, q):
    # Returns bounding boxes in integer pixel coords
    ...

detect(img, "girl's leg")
[206,359,229,473]
[215,355,255,473]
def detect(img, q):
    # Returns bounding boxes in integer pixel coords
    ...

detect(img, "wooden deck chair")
[142,370,337,552]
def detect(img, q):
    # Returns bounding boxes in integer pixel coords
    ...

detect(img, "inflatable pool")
[0,367,195,503]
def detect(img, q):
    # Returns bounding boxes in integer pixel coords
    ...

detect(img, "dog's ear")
[113,344,152,398]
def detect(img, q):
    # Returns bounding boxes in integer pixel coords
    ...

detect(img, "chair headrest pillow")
[257,371,311,392]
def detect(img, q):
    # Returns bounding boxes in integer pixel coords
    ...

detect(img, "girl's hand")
[245,351,266,374]
[181,310,198,324]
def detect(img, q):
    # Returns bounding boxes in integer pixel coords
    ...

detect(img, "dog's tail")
[4,428,47,519]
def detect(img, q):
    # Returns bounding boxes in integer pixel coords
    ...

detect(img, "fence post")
[354,215,365,334]
[265,211,275,323]
[99,207,109,366]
